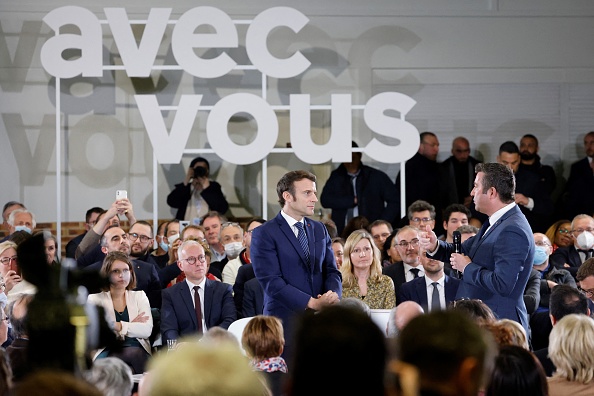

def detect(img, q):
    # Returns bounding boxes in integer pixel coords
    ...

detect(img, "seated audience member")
[35,230,59,266]
[6,231,31,247]
[151,220,170,269]
[386,300,424,337]
[76,198,136,263]
[169,239,221,287]
[406,199,437,233]
[547,314,594,394]
[166,156,229,221]
[65,206,103,259]
[576,257,594,304]
[288,305,388,396]
[340,229,396,309]
[533,284,590,377]
[201,211,228,266]
[88,251,152,374]
[242,277,264,318]
[398,249,460,312]
[0,241,36,301]
[383,226,423,300]
[199,326,240,349]
[450,298,497,326]
[1,202,25,236]
[12,369,102,396]
[368,219,394,253]
[84,357,134,396]
[146,342,268,396]
[241,315,287,396]
[440,203,471,243]
[457,224,479,242]
[6,293,34,382]
[220,222,247,286]
[340,215,369,240]
[485,345,548,396]
[320,218,338,239]
[380,231,399,268]
[331,237,345,269]
[550,214,594,279]
[395,310,496,396]
[160,240,236,345]
[4,209,36,240]
[545,219,573,253]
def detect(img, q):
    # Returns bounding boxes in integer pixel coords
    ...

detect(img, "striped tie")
[295,222,310,264]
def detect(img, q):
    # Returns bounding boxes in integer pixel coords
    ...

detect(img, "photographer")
[167,157,229,221]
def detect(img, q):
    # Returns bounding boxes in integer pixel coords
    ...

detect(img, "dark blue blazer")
[242,277,264,317]
[550,245,583,278]
[84,258,162,308]
[251,212,342,347]
[382,261,407,300]
[564,157,594,219]
[397,275,460,311]
[432,205,534,335]
[233,263,256,318]
[160,278,236,344]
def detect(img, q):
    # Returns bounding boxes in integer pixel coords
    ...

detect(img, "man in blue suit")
[420,163,534,335]
[397,251,460,312]
[160,240,236,345]
[251,170,342,362]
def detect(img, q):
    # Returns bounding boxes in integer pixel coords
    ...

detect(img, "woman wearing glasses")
[87,251,153,374]
[340,229,396,309]
[0,241,36,300]
[545,219,573,253]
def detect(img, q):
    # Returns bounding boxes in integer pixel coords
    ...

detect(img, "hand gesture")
[419,225,438,252]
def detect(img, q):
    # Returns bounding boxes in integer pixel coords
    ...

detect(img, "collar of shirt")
[486,202,516,233]
[281,210,305,238]
[424,275,445,288]
[403,263,424,277]
[186,277,206,292]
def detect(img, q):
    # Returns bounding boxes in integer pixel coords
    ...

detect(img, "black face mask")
[520,151,536,161]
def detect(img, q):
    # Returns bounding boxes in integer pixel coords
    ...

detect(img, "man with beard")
[84,225,162,308]
[519,134,557,196]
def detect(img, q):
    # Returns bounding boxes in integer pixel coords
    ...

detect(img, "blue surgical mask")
[159,241,169,252]
[14,225,32,234]
[533,246,549,265]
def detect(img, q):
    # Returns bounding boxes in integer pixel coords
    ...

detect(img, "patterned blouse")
[342,275,396,309]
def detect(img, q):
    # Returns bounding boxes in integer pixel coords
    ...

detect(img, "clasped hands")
[308,290,340,311]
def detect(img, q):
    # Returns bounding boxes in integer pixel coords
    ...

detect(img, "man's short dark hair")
[190,156,210,171]
[407,200,436,220]
[276,170,316,208]
[499,141,520,155]
[475,163,515,204]
[85,207,104,223]
[368,219,393,234]
[442,204,471,223]
[576,257,594,282]
[549,284,589,321]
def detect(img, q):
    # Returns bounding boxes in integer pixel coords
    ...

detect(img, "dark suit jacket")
[439,155,481,208]
[160,278,236,344]
[397,275,460,311]
[84,259,162,308]
[320,163,399,236]
[382,262,407,300]
[251,212,342,349]
[550,245,583,278]
[65,232,86,259]
[166,181,229,220]
[524,268,541,315]
[514,165,555,233]
[564,157,594,219]
[432,205,534,335]
[242,277,264,317]
[233,263,256,318]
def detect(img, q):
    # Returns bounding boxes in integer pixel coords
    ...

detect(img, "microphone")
[452,231,462,278]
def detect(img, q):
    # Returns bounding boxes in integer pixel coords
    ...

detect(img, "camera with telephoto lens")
[193,166,208,178]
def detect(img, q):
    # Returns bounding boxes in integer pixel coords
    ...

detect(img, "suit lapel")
[415,278,428,309]
[304,217,314,268]
[203,279,213,324]
[178,282,197,328]
[469,206,518,257]
[276,213,309,268]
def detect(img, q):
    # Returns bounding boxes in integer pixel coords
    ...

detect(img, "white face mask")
[577,231,594,250]
[224,242,243,258]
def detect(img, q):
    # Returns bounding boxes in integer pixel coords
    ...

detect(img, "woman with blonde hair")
[340,229,395,309]
[547,314,594,395]
[545,219,572,253]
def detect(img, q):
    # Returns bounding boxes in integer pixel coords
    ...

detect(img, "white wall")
[1,0,593,228]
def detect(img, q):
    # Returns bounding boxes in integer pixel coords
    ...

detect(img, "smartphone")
[180,220,190,236]
[116,190,128,201]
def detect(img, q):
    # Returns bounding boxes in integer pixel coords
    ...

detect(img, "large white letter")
[172,6,237,79]
[246,7,310,78]
[105,8,171,77]
[40,6,102,78]
[363,92,419,163]
[290,94,352,164]
[136,94,203,164]
[207,93,277,165]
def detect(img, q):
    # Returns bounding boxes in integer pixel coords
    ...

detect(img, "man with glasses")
[65,207,103,259]
[383,226,423,299]
[219,222,245,286]
[550,214,594,280]
[407,200,436,231]
[576,258,594,304]
[161,239,236,346]
[368,220,393,252]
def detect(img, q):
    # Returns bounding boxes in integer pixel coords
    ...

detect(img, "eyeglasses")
[372,233,391,241]
[571,228,594,236]
[534,241,551,247]
[410,217,433,224]
[110,268,130,276]
[557,229,571,234]
[397,239,420,249]
[0,256,17,266]
[128,233,152,243]
[578,286,594,297]
[221,221,240,230]
[182,255,206,265]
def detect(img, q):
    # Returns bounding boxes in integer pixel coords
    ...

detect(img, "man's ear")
[283,191,293,203]
[101,246,108,255]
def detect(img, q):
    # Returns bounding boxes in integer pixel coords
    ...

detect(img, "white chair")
[369,309,391,334]
[227,316,254,354]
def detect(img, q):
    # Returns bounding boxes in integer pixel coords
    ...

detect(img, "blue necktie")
[431,282,441,311]
[295,222,310,264]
